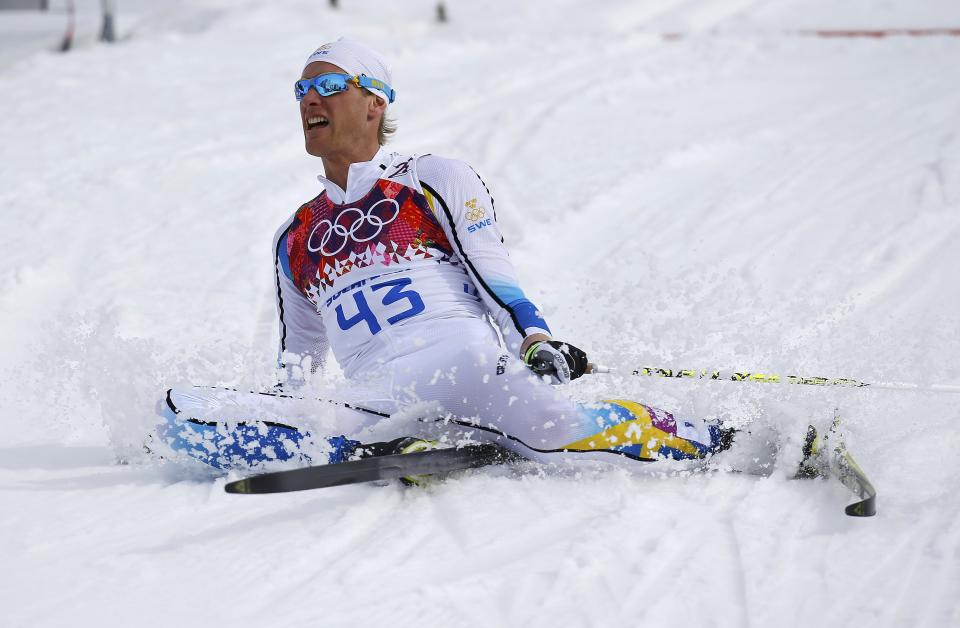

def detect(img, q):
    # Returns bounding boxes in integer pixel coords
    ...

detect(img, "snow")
[2,0,960,625]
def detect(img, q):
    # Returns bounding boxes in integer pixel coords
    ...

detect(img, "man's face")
[299,61,382,159]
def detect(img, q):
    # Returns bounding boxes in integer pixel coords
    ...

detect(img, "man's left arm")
[416,155,588,383]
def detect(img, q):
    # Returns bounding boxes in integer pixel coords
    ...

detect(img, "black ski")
[226,419,877,515]
[796,415,877,517]
[834,443,877,517]
[224,443,509,494]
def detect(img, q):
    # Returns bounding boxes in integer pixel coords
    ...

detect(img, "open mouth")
[306,116,330,130]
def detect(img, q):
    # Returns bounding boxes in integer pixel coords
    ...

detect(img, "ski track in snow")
[2,0,960,626]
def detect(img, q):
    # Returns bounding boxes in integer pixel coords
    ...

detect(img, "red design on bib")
[285,179,452,298]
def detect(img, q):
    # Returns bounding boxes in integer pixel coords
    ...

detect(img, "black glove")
[522,340,589,384]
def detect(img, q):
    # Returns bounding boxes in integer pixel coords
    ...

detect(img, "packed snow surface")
[2,1,959,626]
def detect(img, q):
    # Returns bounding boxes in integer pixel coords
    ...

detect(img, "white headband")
[304,36,395,105]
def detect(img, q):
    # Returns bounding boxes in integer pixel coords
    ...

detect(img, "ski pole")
[630,367,960,394]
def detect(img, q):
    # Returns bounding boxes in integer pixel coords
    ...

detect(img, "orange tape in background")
[659,28,960,40]
[799,28,960,38]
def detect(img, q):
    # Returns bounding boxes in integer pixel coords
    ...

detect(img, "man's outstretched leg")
[154,387,362,470]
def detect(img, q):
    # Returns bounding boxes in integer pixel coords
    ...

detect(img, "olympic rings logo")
[307,199,401,256]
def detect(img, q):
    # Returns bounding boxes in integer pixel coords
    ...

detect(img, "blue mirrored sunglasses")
[294,72,396,103]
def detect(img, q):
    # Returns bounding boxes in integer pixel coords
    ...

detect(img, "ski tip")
[845,494,877,517]
[224,479,252,494]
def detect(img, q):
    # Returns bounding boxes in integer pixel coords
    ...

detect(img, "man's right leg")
[155,387,362,471]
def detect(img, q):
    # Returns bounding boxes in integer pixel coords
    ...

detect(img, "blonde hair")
[378,113,397,146]
[368,91,396,146]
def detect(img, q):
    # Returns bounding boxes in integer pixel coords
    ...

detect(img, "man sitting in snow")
[157,37,748,473]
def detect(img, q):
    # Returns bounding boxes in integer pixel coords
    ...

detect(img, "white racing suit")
[158,150,735,470]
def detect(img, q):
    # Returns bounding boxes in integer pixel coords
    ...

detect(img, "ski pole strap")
[632,367,960,394]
